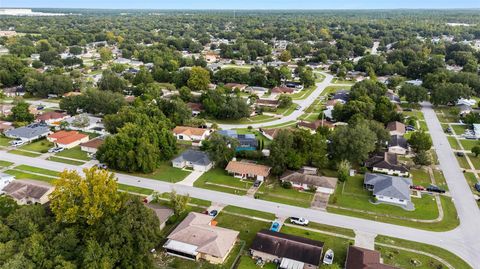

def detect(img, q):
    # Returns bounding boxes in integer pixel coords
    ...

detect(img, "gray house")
[364,173,413,210]
[4,123,51,142]
[172,150,213,172]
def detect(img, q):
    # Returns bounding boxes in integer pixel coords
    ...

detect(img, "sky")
[2,0,480,10]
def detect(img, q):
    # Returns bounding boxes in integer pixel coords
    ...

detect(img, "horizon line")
[2,7,480,11]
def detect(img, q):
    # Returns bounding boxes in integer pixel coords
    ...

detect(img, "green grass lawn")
[48,156,86,166]
[0,136,12,146]
[464,172,480,195]
[331,77,355,84]
[402,110,425,121]
[3,170,55,183]
[452,124,468,135]
[0,160,13,167]
[447,136,461,150]
[117,184,153,195]
[467,154,480,170]
[55,146,90,161]
[291,85,316,100]
[194,168,250,195]
[410,168,431,186]
[286,219,355,237]
[211,115,276,125]
[262,120,296,129]
[256,180,314,208]
[215,212,271,246]
[237,256,276,269]
[223,205,276,220]
[280,226,353,266]
[321,85,351,97]
[14,165,60,177]
[376,236,472,269]
[19,139,53,153]
[8,149,41,157]
[418,120,428,131]
[132,162,190,183]
[459,139,478,151]
[432,170,448,191]
[456,155,471,170]
[158,192,212,208]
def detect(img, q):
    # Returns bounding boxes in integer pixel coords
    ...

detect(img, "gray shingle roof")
[5,123,50,140]
[389,135,407,149]
[173,150,212,166]
[364,173,412,201]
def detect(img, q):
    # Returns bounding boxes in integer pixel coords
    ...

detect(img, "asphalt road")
[1,144,478,267]
[217,72,336,129]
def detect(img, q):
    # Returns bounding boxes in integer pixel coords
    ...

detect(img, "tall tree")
[187,66,210,92]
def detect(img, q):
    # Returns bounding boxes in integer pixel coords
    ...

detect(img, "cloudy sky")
[2,0,480,9]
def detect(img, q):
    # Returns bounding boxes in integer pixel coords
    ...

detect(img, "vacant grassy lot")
[286,219,355,237]
[56,146,90,160]
[223,205,276,220]
[19,139,53,153]
[215,212,271,246]
[410,168,431,186]
[257,180,314,208]
[376,236,471,269]
[133,162,190,183]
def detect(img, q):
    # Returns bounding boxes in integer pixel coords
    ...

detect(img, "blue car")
[270,221,280,232]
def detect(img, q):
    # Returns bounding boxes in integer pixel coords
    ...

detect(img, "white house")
[364,173,413,210]
[172,126,212,146]
[388,135,408,155]
[0,173,15,190]
[225,161,271,181]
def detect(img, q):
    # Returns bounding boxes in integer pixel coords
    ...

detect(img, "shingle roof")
[167,212,239,258]
[225,161,271,177]
[388,135,407,149]
[5,123,51,139]
[298,120,334,130]
[386,121,405,134]
[280,171,337,189]
[364,173,412,201]
[346,246,399,269]
[2,179,52,201]
[251,229,324,266]
[173,126,210,137]
[272,86,294,94]
[36,111,68,121]
[173,150,212,166]
[365,152,409,173]
[80,137,104,149]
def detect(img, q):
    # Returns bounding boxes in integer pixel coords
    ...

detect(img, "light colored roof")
[173,126,210,137]
[166,212,239,258]
[146,203,174,225]
[364,173,412,201]
[2,179,53,200]
[280,171,337,189]
[386,121,405,133]
[225,161,271,177]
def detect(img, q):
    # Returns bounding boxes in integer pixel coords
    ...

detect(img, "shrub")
[281,181,292,189]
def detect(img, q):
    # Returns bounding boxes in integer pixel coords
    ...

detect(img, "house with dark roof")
[388,135,408,155]
[365,152,409,177]
[4,123,52,142]
[297,120,335,133]
[187,102,204,117]
[271,86,295,94]
[172,150,213,172]
[146,203,174,230]
[250,229,324,269]
[345,246,399,269]
[280,170,337,194]
[364,173,413,210]
[1,179,53,205]
[218,130,258,151]
[256,98,280,108]
[35,111,70,126]
[332,89,350,102]
[386,121,406,136]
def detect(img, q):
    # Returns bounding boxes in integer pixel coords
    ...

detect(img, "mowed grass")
[452,124,468,135]
[19,139,53,153]
[410,168,431,186]
[257,180,314,208]
[132,162,190,183]
[48,156,85,165]
[193,168,250,195]
[3,170,56,184]
[286,219,356,238]
[215,212,270,246]
[280,226,353,266]
[459,139,479,151]
[447,136,461,150]
[237,256,276,269]
[467,154,480,170]
[0,160,13,167]
[464,172,480,195]
[0,136,12,146]
[8,149,41,157]
[223,205,276,220]
[14,165,60,177]
[117,184,153,195]
[456,155,471,170]
[55,146,90,160]
[376,236,472,269]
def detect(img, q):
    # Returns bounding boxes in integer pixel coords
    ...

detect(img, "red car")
[411,185,426,191]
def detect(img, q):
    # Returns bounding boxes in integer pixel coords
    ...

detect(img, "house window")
[179,135,184,139]
[399,199,404,202]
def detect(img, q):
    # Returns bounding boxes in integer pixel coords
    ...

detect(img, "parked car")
[48,147,64,153]
[96,163,108,170]
[37,105,45,110]
[474,183,480,192]
[10,140,25,147]
[295,105,301,110]
[445,127,452,133]
[411,185,426,191]
[253,180,262,187]
[290,217,309,226]
[456,152,465,157]
[323,249,334,265]
[208,210,218,217]
[427,185,446,194]
[404,108,413,112]
[270,220,280,232]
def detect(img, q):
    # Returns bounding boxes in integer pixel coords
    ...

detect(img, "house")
[225,83,248,91]
[345,246,399,269]
[332,89,350,102]
[172,150,213,172]
[260,128,282,140]
[187,102,204,116]
[245,86,269,96]
[1,179,54,205]
[365,152,409,177]
[204,52,219,63]
[297,120,334,133]
[225,160,271,181]
[146,203,174,230]
[386,121,406,136]
[256,99,280,109]
[0,120,13,133]
[35,111,69,126]
[280,170,337,194]
[456,98,476,107]
[47,130,89,149]
[386,90,400,104]
[271,86,294,94]
[64,114,105,134]
[5,123,52,142]
[388,135,408,155]
[250,229,324,269]
[173,126,212,147]
[163,212,239,264]
[458,104,473,116]
[405,79,422,86]
[0,173,15,190]
[2,86,25,97]
[325,99,344,110]
[364,173,413,209]
[0,104,13,116]
[218,130,258,151]
[80,137,104,154]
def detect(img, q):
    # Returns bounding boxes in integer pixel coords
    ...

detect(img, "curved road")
[217,72,336,129]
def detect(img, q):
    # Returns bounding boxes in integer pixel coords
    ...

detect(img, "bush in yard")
[337,159,351,182]
[281,181,292,189]
[472,145,480,157]
[413,150,432,166]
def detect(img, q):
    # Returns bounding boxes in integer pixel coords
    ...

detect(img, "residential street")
[1,138,479,268]
[216,72,336,129]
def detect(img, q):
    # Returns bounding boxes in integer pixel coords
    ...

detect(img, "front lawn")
[467,153,480,170]
[452,124,468,135]
[464,172,479,195]
[133,162,191,183]
[194,168,250,195]
[459,139,478,151]
[48,156,86,166]
[0,136,12,146]
[14,165,60,177]
[117,184,153,195]
[3,170,56,183]
[55,146,90,161]
[256,180,314,208]
[447,136,461,150]
[0,160,13,168]
[8,149,41,157]
[19,139,53,153]
[237,256,276,269]
[455,155,470,170]
[223,205,276,220]
[410,168,431,186]
[215,212,270,246]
